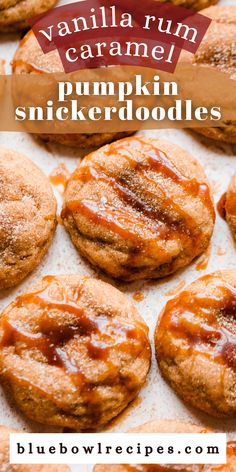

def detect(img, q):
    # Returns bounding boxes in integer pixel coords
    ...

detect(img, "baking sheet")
[0,0,236,470]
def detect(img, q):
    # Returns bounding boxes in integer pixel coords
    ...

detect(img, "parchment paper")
[0,1,235,470]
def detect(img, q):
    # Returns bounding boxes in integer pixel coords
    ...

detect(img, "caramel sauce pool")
[196,244,211,271]
[133,292,145,302]
[50,163,70,194]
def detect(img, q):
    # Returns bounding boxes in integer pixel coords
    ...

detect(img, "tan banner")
[0,63,235,133]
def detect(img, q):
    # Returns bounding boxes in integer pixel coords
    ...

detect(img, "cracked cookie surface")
[181,6,236,143]
[155,270,236,417]
[0,148,57,289]
[62,135,215,281]
[0,0,57,32]
[0,274,150,429]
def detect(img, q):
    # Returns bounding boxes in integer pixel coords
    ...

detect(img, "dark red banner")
[29,0,211,73]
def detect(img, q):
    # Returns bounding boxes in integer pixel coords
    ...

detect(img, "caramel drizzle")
[0,276,148,380]
[109,137,213,214]
[225,189,236,218]
[19,30,33,47]
[75,165,195,237]
[63,137,214,249]
[196,244,211,271]
[208,441,236,471]
[65,198,164,244]
[217,193,227,220]
[1,318,80,376]
[157,275,236,371]
[227,441,236,456]
[12,59,45,74]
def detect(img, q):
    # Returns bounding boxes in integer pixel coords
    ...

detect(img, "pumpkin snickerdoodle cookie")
[181,6,236,143]
[155,270,236,417]
[0,0,57,33]
[0,148,57,290]
[0,274,150,429]
[62,135,215,281]
[218,173,236,242]
[158,0,218,12]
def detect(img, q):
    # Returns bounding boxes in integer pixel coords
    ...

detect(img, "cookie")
[182,6,236,143]
[62,135,215,281]
[158,0,218,12]
[12,31,133,148]
[0,274,150,429]
[220,173,236,241]
[0,0,57,33]
[155,270,236,417]
[0,57,4,98]
[0,425,69,471]
[0,148,57,290]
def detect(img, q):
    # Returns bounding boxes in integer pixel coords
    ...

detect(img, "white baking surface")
[0,0,236,471]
